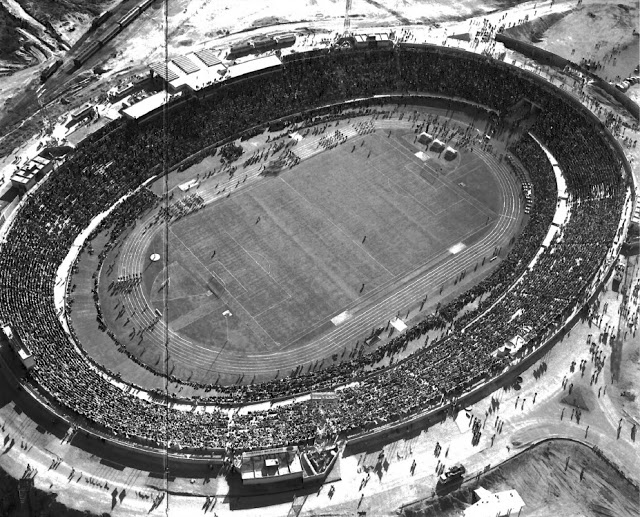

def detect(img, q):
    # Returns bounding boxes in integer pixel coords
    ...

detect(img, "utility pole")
[344,0,352,35]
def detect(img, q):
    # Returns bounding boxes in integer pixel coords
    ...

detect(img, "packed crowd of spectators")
[158,192,205,222]
[0,45,628,452]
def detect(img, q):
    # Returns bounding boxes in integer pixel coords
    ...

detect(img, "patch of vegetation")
[18,0,111,25]
[0,4,31,63]
[251,16,289,28]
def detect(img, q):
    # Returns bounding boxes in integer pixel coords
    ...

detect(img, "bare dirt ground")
[402,439,639,517]
[0,0,118,66]
[531,1,639,83]
[609,254,640,429]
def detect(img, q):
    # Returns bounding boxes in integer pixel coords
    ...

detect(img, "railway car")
[252,36,277,53]
[227,43,253,60]
[118,6,142,28]
[97,24,122,46]
[274,34,296,49]
[40,58,63,82]
[73,40,101,67]
[91,10,112,29]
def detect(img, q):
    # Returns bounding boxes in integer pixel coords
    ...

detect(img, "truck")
[438,464,465,485]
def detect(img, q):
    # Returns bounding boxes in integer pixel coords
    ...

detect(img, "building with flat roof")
[463,487,525,517]
[10,154,54,194]
[226,55,283,80]
[121,91,183,122]
[240,446,303,485]
[149,50,228,95]
[354,33,393,48]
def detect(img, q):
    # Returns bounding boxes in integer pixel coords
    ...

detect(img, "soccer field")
[141,129,500,361]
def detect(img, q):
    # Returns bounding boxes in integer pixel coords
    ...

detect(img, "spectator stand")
[0,46,633,455]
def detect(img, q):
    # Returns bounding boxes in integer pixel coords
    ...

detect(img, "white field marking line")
[276,173,395,278]
[221,229,294,300]
[168,226,233,291]
[246,249,271,275]
[161,239,284,352]
[377,162,439,217]
[163,232,278,353]
[252,291,293,319]
[452,161,485,179]
[209,258,248,294]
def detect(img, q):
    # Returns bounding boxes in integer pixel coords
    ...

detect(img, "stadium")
[0,2,638,515]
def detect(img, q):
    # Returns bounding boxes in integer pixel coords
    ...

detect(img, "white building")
[462,487,525,517]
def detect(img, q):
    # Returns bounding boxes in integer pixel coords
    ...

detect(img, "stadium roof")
[169,62,227,92]
[227,55,282,79]
[194,48,222,67]
[171,55,200,75]
[149,61,180,82]
[121,91,172,120]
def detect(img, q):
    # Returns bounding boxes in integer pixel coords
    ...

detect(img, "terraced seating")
[0,46,626,452]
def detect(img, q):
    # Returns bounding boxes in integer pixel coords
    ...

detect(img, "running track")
[105,115,521,380]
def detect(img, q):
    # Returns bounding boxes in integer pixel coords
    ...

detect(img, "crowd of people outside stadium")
[0,45,628,452]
